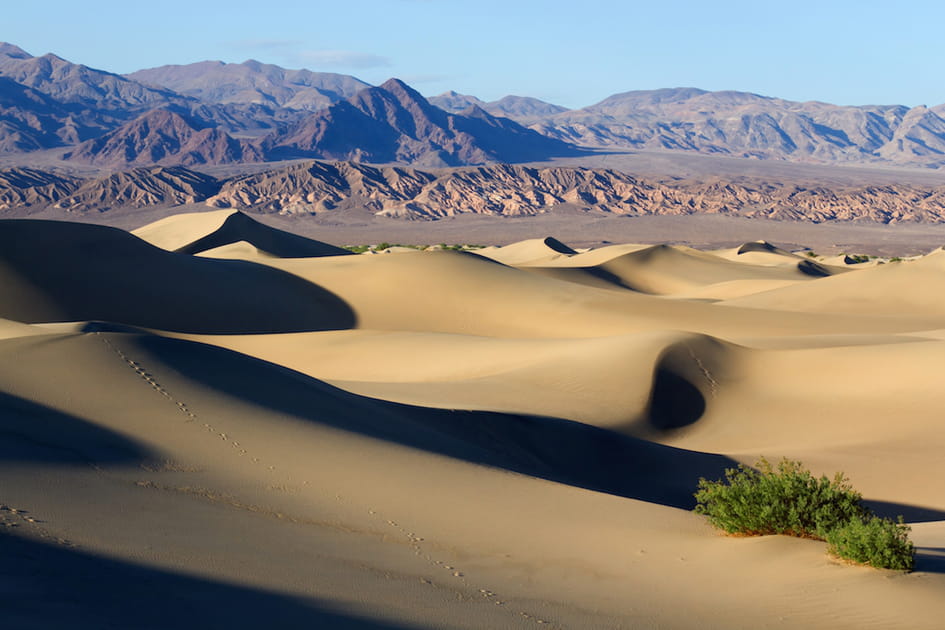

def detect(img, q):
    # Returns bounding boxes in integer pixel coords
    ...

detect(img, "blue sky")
[6,0,945,109]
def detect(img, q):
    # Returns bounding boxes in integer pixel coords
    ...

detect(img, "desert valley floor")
[4,209,945,628]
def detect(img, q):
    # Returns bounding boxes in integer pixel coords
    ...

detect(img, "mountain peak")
[374,78,440,114]
[379,77,413,94]
[428,91,487,114]
[37,52,68,63]
[268,76,581,166]
[0,42,31,59]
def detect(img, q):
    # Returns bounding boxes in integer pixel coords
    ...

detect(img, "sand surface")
[3,209,945,629]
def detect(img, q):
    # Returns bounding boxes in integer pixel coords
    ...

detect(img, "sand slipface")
[3,211,945,629]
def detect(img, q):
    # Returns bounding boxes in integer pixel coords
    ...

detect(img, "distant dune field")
[2,210,945,629]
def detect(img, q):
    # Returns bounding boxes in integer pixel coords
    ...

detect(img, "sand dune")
[3,214,945,629]
[522,242,842,296]
[0,219,354,333]
[723,251,945,316]
[133,208,352,257]
[476,236,578,266]
[240,246,945,339]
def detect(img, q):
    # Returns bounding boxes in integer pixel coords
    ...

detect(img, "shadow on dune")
[133,333,945,518]
[0,532,421,630]
[647,368,706,431]
[862,500,945,524]
[522,265,644,293]
[133,333,733,509]
[0,220,355,334]
[173,211,354,258]
[0,391,152,465]
[796,259,832,277]
[914,547,945,574]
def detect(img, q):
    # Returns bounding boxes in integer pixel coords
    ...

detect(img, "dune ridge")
[3,212,945,629]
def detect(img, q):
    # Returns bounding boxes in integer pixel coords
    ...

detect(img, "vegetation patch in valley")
[343,243,485,253]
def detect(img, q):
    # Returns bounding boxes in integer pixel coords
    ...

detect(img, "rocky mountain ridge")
[127,60,371,111]
[529,88,945,168]
[4,42,945,169]
[49,78,579,168]
[63,109,265,167]
[429,91,569,123]
[5,159,945,223]
[260,78,579,166]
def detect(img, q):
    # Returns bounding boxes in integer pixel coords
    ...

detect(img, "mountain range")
[3,41,945,170]
[0,43,577,168]
[5,159,945,224]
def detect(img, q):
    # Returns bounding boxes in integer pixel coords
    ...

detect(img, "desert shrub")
[346,243,427,253]
[437,243,483,251]
[826,515,914,570]
[694,458,868,539]
[695,458,915,570]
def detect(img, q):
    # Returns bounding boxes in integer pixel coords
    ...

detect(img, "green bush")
[695,458,914,570]
[826,516,914,570]
[695,458,867,538]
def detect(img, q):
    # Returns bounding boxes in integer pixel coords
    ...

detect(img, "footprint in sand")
[99,333,265,466]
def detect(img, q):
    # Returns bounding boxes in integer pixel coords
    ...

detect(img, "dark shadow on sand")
[134,333,731,510]
[134,332,945,519]
[174,210,354,258]
[0,391,152,465]
[914,547,945,574]
[862,500,945,524]
[0,532,423,630]
[647,368,706,431]
[0,220,356,334]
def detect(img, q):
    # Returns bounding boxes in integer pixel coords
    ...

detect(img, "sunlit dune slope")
[723,249,945,316]
[239,247,945,338]
[517,242,844,296]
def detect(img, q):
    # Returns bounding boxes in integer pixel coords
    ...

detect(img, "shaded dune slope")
[173,328,734,437]
[0,330,733,510]
[0,220,354,333]
[134,208,352,257]
[1,532,415,630]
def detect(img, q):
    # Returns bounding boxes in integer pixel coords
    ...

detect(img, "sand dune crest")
[134,208,352,257]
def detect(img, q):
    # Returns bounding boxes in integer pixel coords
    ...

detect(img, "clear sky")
[6,0,945,109]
